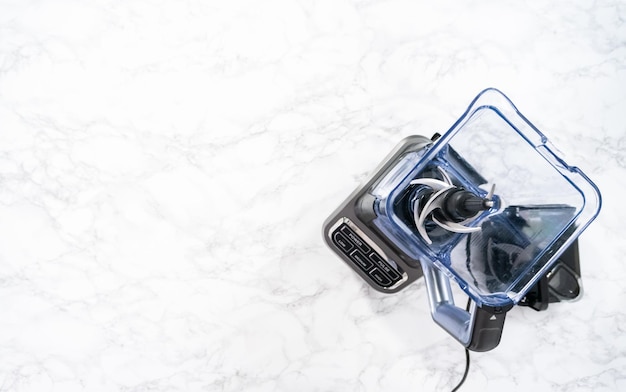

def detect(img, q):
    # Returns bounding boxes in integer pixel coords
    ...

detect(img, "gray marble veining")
[0,0,624,391]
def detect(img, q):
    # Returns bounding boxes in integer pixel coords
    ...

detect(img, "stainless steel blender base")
[323,135,586,351]
[323,135,432,293]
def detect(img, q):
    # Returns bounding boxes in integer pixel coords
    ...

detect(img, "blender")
[322,88,601,351]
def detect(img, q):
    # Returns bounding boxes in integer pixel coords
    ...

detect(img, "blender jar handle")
[420,261,511,352]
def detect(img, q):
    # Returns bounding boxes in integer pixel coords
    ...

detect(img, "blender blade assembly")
[409,167,495,245]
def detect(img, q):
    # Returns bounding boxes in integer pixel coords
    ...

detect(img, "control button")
[333,232,353,253]
[350,250,374,271]
[370,268,392,287]
[340,226,371,253]
[369,253,400,282]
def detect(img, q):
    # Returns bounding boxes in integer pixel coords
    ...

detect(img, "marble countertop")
[1,0,625,391]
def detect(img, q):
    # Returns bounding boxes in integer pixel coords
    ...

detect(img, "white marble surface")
[0,0,625,391]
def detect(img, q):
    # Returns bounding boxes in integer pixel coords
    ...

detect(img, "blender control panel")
[330,220,405,289]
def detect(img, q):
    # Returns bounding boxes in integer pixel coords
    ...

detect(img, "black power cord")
[451,348,470,391]
[450,298,473,391]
